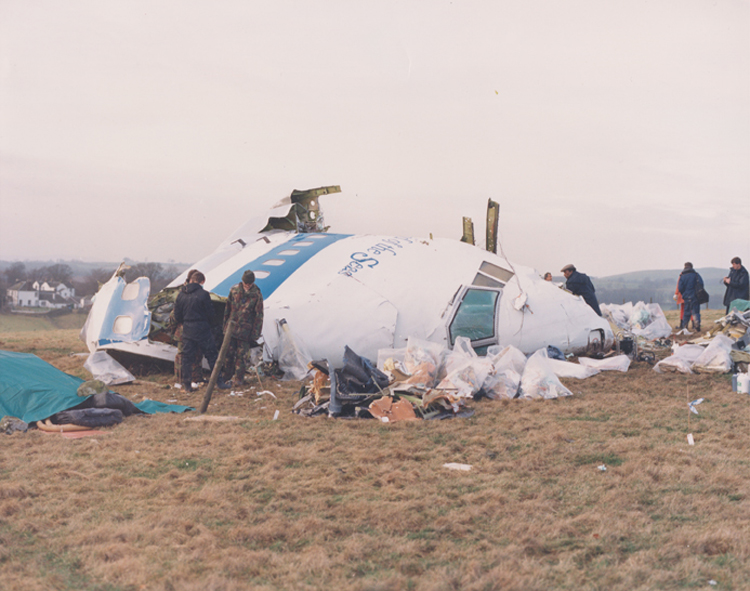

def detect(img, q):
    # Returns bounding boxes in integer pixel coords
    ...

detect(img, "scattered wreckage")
[601,300,750,376]
[80,186,614,383]
[654,309,750,375]
[292,336,632,421]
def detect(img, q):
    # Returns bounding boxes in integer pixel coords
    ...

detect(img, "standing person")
[173,271,227,392]
[543,272,552,281]
[673,278,685,330]
[561,264,602,316]
[170,269,201,383]
[677,262,704,332]
[223,270,264,387]
[723,257,749,314]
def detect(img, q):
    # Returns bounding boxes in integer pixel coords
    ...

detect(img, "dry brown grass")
[1,311,749,591]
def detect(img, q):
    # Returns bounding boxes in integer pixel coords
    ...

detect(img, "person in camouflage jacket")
[223,270,264,385]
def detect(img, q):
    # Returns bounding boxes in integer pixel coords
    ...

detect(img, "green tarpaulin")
[729,299,750,313]
[0,350,192,423]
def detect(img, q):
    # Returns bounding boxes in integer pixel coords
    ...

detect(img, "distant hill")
[0,259,190,281]
[593,267,729,310]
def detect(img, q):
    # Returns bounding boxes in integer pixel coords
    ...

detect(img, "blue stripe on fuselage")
[211,233,351,298]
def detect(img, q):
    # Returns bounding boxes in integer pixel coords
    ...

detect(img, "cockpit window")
[449,288,499,345]
[479,261,514,282]
[471,261,513,288]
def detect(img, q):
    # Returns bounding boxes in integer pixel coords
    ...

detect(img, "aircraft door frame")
[445,285,503,353]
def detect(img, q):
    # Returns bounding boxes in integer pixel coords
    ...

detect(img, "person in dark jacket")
[723,257,750,313]
[561,264,601,316]
[173,271,228,392]
[169,269,202,383]
[677,262,704,332]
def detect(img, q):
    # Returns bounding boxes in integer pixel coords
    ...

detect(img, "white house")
[7,281,39,307]
[7,280,78,309]
[32,280,75,299]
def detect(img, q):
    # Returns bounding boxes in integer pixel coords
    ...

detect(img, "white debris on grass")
[443,463,472,471]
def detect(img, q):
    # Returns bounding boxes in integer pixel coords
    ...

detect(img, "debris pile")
[655,309,750,375]
[293,336,632,421]
[601,302,672,341]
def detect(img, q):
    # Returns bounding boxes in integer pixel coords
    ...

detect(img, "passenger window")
[449,288,498,344]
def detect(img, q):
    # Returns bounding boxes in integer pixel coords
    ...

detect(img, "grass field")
[1,309,748,591]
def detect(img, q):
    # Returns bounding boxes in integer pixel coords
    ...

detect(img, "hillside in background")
[593,267,729,310]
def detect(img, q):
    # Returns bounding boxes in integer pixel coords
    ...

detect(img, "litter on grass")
[443,463,472,471]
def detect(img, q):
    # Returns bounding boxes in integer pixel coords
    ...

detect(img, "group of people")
[171,269,264,393]
[675,257,749,332]
[543,258,749,333]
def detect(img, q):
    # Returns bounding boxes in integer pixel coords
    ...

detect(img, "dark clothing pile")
[724,265,750,312]
[565,271,602,316]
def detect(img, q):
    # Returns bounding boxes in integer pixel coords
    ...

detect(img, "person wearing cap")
[722,257,749,314]
[223,269,265,386]
[173,271,228,392]
[677,262,704,332]
[560,264,602,316]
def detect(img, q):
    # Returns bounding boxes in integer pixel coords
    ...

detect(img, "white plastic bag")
[578,355,631,372]
[692,334,734,374]
[481,345,527,400]
[401,337,447,388]
[653,344,705,374]
[519,349,573,399]
[437,357,494,399]
[547,358,599,379]
[601,301,671,340]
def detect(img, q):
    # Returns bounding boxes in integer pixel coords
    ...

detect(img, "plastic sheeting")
[519,349,573,399]
[483,345,527,399]
[274,319,312,380]
[692,334,734,374]
[546,358,600,379]
[83,350,136,385]
[437,337,494,399]
[0,350,191,423]
[653,344,706,374]
[578,355,631,372]
[601,302,672,340]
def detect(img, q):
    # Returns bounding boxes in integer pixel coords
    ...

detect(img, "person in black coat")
[723,257,750,313]
[678,262,704,331]
[561,264,602,316]
[173,271,227,392]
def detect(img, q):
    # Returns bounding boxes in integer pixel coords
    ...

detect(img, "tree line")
[1,261,182,307]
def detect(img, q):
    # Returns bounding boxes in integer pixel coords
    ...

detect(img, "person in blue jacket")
[678,262,704,332]
[561,264,602,316]
[723,257,749,314]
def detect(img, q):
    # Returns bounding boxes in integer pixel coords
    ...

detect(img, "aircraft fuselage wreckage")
[81,186,614,373]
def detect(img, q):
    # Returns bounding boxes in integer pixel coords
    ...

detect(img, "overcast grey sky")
[1,0,748,277]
